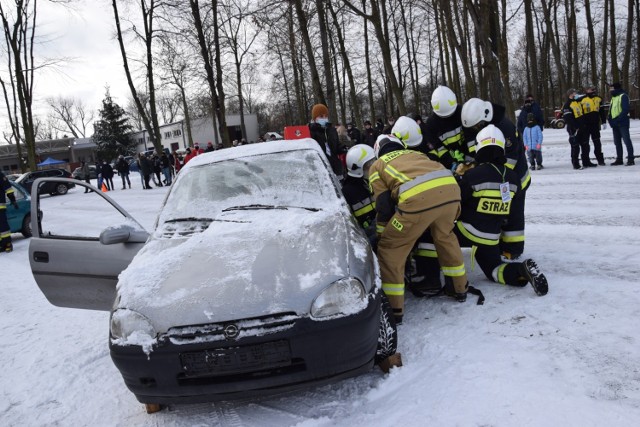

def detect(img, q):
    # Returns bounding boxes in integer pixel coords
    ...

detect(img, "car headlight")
[311,277,367,319]
[110,309,157,346]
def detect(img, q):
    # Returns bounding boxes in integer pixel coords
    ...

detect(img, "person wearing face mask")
[580,86,607,166]
[516,94,545,139]
[308,103,345,177]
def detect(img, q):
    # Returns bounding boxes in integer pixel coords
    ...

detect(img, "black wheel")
[21,213,32,238]
[375,292,398,364]
[55,183,68,195]
[555,119,565,129]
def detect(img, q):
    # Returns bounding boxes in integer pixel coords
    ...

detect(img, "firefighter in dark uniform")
[580,86,607,166]
[1,171,19,253]
[461,98,531,260]
[342,144,377,245]
[563,88,597,169]
[421,85,470,170]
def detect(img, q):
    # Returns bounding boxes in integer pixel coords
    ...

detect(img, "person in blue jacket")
[522,113,544,170]
[607,82,635,166]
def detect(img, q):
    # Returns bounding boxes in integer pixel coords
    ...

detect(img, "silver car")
[29,139,397,411]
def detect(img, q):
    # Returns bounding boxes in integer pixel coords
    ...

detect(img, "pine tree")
[92,88,134,162]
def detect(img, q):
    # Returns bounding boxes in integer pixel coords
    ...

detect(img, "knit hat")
[311,104,329,120]
[609,82,622,90]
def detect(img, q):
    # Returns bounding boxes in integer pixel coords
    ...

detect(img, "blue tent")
[37,157,67,167]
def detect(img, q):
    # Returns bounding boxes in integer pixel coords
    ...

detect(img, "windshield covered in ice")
[157,149,339,225]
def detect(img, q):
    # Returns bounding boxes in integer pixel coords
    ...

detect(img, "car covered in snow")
[28,139,397,410]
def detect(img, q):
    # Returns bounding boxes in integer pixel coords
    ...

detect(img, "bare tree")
[46,96,94,138]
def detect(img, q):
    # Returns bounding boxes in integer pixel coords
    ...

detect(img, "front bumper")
[110,292,381,404]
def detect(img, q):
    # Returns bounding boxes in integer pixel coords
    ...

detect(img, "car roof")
[185,138,323,169]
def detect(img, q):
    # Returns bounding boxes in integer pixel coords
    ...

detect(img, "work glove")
[455,162,476,176]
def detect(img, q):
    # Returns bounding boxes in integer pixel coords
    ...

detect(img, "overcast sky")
[1,0,132,137]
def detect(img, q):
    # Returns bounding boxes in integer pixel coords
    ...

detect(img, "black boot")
[611,159,624,166]
[519,259,548,296]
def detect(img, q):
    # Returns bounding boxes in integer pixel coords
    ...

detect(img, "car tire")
[21,213,32,238]
[375,292,398,364]
[55,183,68,195]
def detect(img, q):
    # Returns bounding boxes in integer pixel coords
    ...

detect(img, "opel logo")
[223,324,240,340]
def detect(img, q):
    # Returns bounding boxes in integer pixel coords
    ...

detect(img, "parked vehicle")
[15,169,75,196]
[6,181,33,237]
[72,165,97,180]
[28,139,396,411]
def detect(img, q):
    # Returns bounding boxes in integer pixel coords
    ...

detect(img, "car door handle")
[33,251,49,263]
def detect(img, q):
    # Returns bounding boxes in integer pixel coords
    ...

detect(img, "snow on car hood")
[116,207,356,333]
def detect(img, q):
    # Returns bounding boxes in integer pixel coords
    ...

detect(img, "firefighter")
[563,88,597,169]
[580,86,607,166]
[342,144,377,245]
[421,85,470,170]
[454,125,548,295]
[461,98,531,260]
[368,135,469,323]
[1,171,19,253]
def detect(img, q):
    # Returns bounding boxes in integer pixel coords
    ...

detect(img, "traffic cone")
[101,182,108,192]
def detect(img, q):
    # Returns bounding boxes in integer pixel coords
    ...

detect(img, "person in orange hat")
[308,103,345,176]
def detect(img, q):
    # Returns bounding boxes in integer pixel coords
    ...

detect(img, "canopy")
[37,157,67,167]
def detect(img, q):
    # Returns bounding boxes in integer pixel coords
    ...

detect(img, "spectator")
[375,118,384,133]
[308,103,345,177]
[522,113,544,170]
[347,123,362,145]
[152,154,163,187]
[183,147,196,165]
[80,160,93,193]
[101,160,114,191]
[382,116,395,134]
[138,153,153,189]
[116,155,131,189]
[362,120,379,147]
[516,94,545,137]
[160,152,172,185]
[607,82,635,166]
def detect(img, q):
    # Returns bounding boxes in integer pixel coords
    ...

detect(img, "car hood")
[116,208,362,332]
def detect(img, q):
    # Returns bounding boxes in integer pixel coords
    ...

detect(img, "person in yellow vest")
[562,88,597,169]
[368,135,469,323]
[580,85,607,166]
[607,82,635,166]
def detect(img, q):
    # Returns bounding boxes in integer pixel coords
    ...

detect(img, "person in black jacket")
[101,160,114,191]
[116,155,131,189]
[516,94,545,138]
[362,121,379,147]
[308,103,345,177]
[562,88,596,169]
[138,153,153,190]
[580,86,607,165]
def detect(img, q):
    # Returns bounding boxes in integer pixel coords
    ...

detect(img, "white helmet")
[373,134,405,158]
[475,124,505,152]
[345,144,376,178]
[431,85,457,117]
[461,98,493,128]
[391,116,422,147]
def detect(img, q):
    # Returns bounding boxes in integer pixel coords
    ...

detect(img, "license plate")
[180,340,291,377]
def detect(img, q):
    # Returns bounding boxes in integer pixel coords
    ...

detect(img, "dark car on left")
[15,168,75,196]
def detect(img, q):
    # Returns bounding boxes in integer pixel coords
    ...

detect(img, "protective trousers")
[0,207,11,252]
[585,121,604,163]
[500,188,526,258]
[570,130,590,167]
[378,202,467,317]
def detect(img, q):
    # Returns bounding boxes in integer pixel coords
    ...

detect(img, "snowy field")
[2,123,640,426]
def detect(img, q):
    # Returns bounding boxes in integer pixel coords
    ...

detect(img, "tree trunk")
[292,0,326,105]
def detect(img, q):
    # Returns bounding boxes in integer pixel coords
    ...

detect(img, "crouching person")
[369,135,469,324]
[456,125,548,295]
[342,144,378,248]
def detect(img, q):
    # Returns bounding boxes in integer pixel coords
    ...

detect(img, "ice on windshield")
[157,149,339,227]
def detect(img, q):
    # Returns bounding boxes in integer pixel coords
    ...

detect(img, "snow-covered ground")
[2,123,640,426]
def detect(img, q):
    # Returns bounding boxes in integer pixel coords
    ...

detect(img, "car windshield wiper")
[222,204,321,212]
[164,217,215,223]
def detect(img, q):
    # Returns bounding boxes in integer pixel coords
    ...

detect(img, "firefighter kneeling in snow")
[425,125,548,295]
[369,135,469,324]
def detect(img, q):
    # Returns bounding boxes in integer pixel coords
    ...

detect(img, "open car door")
[29,178,149,311]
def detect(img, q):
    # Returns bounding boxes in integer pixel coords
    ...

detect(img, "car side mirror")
[100,224,149,245]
